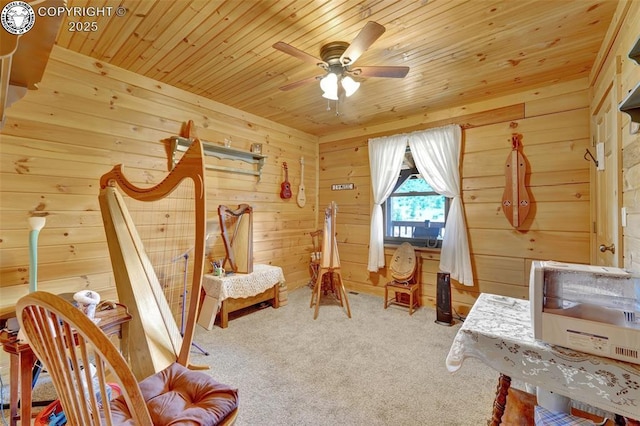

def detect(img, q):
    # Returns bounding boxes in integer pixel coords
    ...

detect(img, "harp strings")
[321,202,340,269]
[218,204,253,274]
[122,177,197,333]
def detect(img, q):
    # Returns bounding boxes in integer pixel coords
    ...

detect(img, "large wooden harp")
[98,130,206,380]
[218,204,253,274]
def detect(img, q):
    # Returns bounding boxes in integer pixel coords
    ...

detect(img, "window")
[383,164,449,248]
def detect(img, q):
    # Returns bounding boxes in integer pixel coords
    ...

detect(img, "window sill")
[384,242,441,253]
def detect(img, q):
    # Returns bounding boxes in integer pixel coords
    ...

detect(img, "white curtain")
[408,124,474,286]
[367,135,407,271]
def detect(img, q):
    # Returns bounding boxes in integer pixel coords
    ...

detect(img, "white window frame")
[383,165,449,248]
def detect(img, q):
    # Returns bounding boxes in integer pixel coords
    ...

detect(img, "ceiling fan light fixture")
[322,91,339,101]
[320,72,339,100]
[274,21,410,110]
[342,75,360,97]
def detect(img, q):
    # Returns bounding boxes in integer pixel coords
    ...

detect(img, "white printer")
[530,260,640,364]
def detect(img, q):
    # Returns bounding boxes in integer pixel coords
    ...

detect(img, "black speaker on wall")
[435,272,453,326]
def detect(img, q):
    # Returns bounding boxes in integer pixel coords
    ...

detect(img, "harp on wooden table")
[98,122,206,380]
[218,204,253,274]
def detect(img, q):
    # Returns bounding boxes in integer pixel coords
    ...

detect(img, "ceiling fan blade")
[351,66,410,78]
[273,41,327,67]
[279,75,320,91]
[340,21,386,66]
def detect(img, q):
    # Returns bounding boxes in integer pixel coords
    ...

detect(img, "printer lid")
[538,261,630,278]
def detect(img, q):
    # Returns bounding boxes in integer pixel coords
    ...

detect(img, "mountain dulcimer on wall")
[502,133,531,228]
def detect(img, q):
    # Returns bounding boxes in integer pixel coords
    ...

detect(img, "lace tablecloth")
[202,264,285,301]
[445,293,640,419]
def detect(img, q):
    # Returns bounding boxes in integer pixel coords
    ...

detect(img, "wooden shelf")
[619,38,640,131]
[170,136,267,180]
[619,81,640,124]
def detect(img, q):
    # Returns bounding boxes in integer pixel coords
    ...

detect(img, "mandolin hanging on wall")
[501,133,531,228]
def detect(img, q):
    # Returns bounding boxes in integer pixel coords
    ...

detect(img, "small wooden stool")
[384,281,420,315]
[383,242,420,315]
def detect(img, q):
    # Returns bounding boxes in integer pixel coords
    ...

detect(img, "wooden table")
[198,264,285,329]
[1,303,131,426]
[446,293,640,423]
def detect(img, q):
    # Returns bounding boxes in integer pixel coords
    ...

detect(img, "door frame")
[590,62,623,266]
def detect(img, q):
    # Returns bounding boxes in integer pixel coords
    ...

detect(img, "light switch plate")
[596,142,605,171]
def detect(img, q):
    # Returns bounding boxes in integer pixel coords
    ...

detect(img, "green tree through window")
[384,167,448,247]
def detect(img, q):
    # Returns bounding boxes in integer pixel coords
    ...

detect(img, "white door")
[591,81,622,267]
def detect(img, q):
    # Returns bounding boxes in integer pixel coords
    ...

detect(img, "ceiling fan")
[273,21,409,100]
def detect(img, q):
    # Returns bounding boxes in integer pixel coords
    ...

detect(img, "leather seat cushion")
[110,362,238,425]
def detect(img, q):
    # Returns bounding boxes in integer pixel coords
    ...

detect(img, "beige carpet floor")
[188,287,498,425]
[1,288,500,425]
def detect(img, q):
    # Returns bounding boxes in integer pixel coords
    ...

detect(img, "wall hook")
[584,149,598,167]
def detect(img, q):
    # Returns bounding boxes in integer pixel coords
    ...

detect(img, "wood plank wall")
[318,78,593,316]
[316,0,640,317]
[0,46,319,321]
[0,1,637,385]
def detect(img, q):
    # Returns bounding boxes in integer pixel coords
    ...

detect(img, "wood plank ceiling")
[54,0,619,137]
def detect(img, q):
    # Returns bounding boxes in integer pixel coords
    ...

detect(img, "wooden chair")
[308,229,322,287]
[17,291,239,426]
[384,243,420,315]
